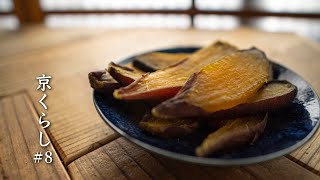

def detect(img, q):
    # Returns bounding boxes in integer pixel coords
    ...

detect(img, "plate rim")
[93,46,320,166]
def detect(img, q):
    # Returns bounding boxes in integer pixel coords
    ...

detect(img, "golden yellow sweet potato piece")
[114,41,237,100]
[153,48,271,118]
[196,114,268,157]
[133,52,190,72]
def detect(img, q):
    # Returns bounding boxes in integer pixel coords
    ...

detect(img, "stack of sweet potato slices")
[88,41,297,157]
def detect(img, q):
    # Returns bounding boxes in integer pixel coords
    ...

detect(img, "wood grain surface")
[67,137,320,180]
[0,26,320,179]
[0,92,70,180]
[0,25,109,58]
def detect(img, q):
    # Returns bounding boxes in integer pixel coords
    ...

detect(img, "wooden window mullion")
[13,0,44,24]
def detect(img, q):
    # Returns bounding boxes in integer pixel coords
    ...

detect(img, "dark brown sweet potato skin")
[153,80,297,119]
[88,70,120,93]
[133,52,190,72]
[139,114,199,138]
[108,62,143,86]
[196,113,268,157]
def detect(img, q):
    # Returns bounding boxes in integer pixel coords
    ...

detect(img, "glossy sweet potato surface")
[133,52,190,72]
[153,48,271,118]
[114,42,238,100]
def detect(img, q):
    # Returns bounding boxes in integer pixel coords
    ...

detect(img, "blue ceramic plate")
[93,47,320,166]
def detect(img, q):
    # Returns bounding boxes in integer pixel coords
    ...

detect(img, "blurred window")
[40,0,192,11]
[0,15,19,29]
[250,17,320,42]
[252,0,320,14]
[46,14,190,29]
[41,0,192,29]
[0,0,13,12]
[0,0,319,41]
[194,0,320,41]
[0,0,19,29]
[194,15,240,30]
[195,0,244,11]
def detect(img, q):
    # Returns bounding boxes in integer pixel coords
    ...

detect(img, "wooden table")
[1,25,320,180]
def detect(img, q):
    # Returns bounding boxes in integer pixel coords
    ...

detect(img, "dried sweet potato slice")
[209,80,297,118]
[139,114,199,138]
[196,113,268,157]
[108,62,143,86]
[114,41,238,100]
[133,52,190,72]
[153,48,271,118]
[88,70,120,93]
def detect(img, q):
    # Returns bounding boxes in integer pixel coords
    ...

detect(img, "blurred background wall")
[0,0,319,41]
